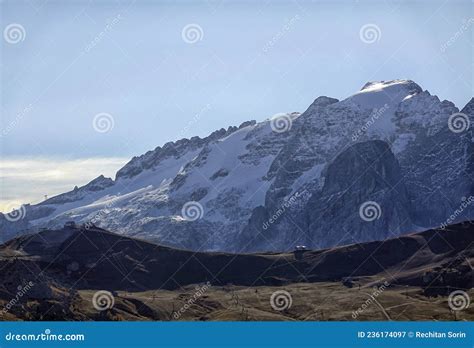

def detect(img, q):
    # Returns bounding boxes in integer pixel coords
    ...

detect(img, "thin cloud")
[0,157,128,213]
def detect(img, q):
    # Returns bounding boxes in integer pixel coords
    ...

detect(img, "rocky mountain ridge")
[1,80,473,252]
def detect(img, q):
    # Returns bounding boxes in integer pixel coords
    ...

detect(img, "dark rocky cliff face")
[461,98,474,199]
[305,140,412,249]
[238,140,412,252]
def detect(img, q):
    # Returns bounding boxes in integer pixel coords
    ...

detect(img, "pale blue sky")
[0,0,473,209]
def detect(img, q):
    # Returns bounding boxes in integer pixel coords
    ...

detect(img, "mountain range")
[1,79,473,252]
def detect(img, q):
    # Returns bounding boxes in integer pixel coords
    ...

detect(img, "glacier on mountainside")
[1,80,473,252]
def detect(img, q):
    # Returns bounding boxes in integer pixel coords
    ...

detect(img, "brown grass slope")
[0,221,472,320]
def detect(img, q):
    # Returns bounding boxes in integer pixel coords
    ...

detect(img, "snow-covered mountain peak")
[85,175,114,189]
[2,80,472,253]
[309,96,339,108]
[347,79,423,109]
[360,79,422,93]
[304,96,339,115]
